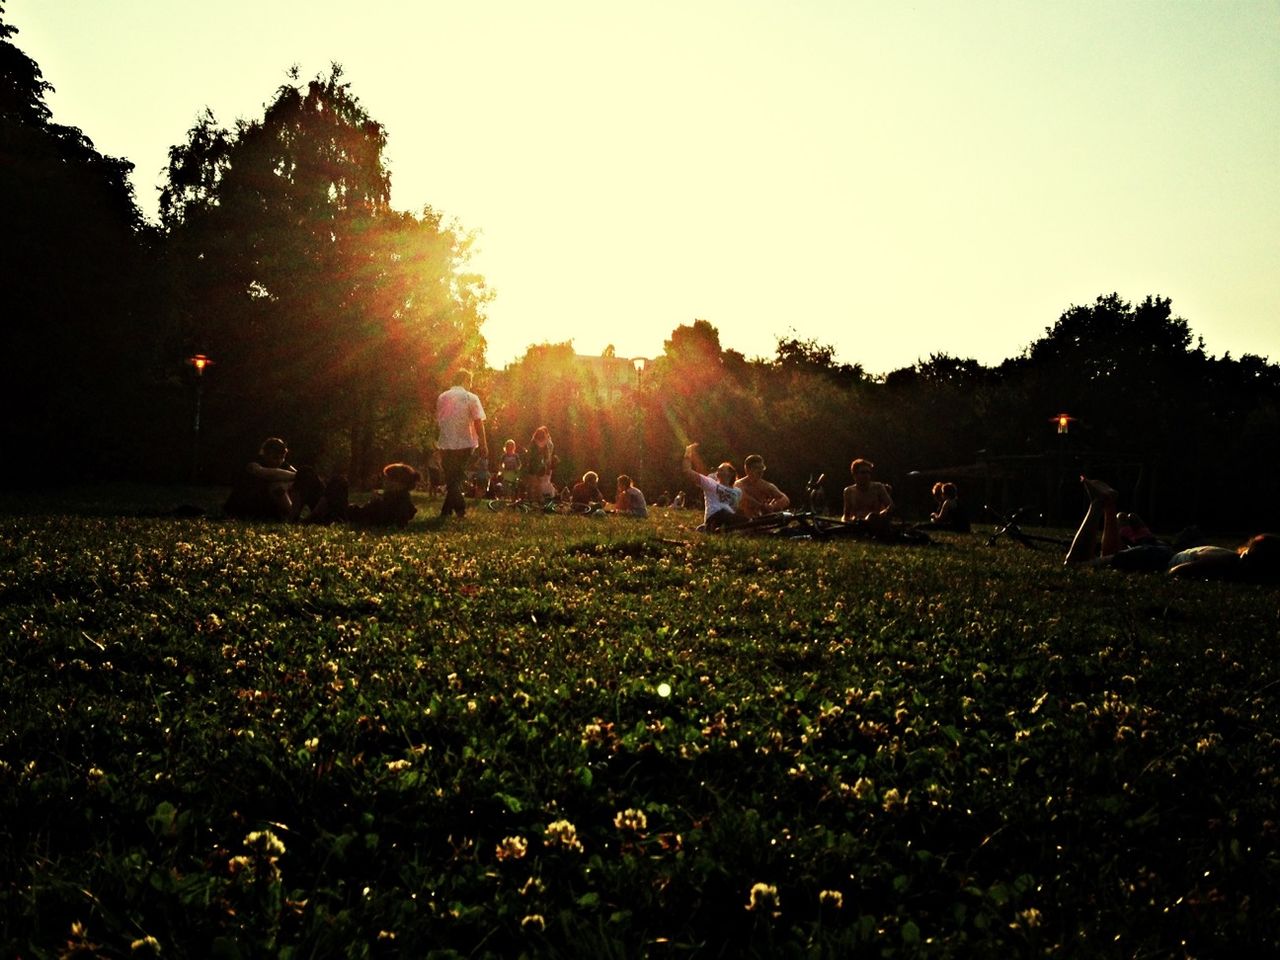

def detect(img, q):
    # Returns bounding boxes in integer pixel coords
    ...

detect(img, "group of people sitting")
[223,438,422,529]
[681,442,975,536]
[223,433,652,527]
[224,438,1275,582]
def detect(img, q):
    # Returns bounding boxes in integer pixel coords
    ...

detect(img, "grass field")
[2,490,1277,957]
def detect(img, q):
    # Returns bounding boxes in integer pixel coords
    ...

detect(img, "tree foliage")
[161,65,488,480]
[0,3,157,477]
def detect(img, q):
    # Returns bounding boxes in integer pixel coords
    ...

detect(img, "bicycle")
[984,506,1070,549]
[486,496,603,516]
[805,473,829,517]
[486,495,558,514]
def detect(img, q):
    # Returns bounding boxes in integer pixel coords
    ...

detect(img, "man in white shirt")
[681,442,745,532]
[436,368,487,518]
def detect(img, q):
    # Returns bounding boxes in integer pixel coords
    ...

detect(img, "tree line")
[3,7,1276,530]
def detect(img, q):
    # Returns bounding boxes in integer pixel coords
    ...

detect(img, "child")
[346,463,420,529]
[499,440,522,497]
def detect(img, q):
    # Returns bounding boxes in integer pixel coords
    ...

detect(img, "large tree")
[161,66,488,480]
[0,4,157,479]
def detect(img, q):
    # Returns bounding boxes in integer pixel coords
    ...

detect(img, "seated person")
[613,474,648,518]
[842,458,894,525]
[734,454,791,519]
[928,482,970,532]
[346,463,420,529]
[224,437,302,521]
[571,471,605,507]
[682,442,746,532]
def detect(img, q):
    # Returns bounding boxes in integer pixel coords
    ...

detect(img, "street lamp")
[1050,412,1075,435]
[188,353,213,480]
[631,357,648,480]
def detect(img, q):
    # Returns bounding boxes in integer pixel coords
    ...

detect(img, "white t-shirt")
[436,386,485,450]
[694,473,742,523]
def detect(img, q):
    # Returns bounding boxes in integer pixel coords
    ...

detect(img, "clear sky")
[9,0,1279,372]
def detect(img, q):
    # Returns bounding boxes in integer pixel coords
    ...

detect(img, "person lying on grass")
[734,454,791,520]
[682,442,747,532]
[842,458,894,526]
[1065,476,1280,581]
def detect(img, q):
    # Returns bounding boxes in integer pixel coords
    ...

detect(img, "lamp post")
[188,354,213,481]
[1048,412,1074,524]
[631,357,648,481]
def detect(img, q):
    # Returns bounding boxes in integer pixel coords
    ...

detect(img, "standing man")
[436,368,487,518]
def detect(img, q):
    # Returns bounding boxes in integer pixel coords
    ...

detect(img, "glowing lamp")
[188,354,213,376]
[1050,413,1074,435]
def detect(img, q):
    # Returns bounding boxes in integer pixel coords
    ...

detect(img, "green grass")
[1,495,1277,957]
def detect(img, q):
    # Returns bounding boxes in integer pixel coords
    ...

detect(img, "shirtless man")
[842,458,894,524]
[734,454,791,520]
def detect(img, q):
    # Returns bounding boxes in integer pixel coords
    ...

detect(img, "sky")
[9,0,1279,373]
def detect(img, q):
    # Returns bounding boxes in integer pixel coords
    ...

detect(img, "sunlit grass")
[1,499,1276,956]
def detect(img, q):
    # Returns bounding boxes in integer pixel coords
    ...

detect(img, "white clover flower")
[495,835,528,860]
[745,882,781,916]
[613,808,648,833]
[243,829,286,857]
[544,819,584,852]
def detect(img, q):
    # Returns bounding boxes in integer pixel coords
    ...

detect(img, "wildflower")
[544,819,584,852]
[87,767,105,784]
[243,829,286,860]
[304,737,320,751]
[882,788,907,812]
[495,835,529,860]
[656,832,683,853]
[130,935,161,954]
[227,854,253,875]
[385,759,411,772]
[1013,907,1042,929]
[521,914,546,932]
[745,882,781,916]
[819,889,844,909]
[841,777,874,800]
[613,808,648,833]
